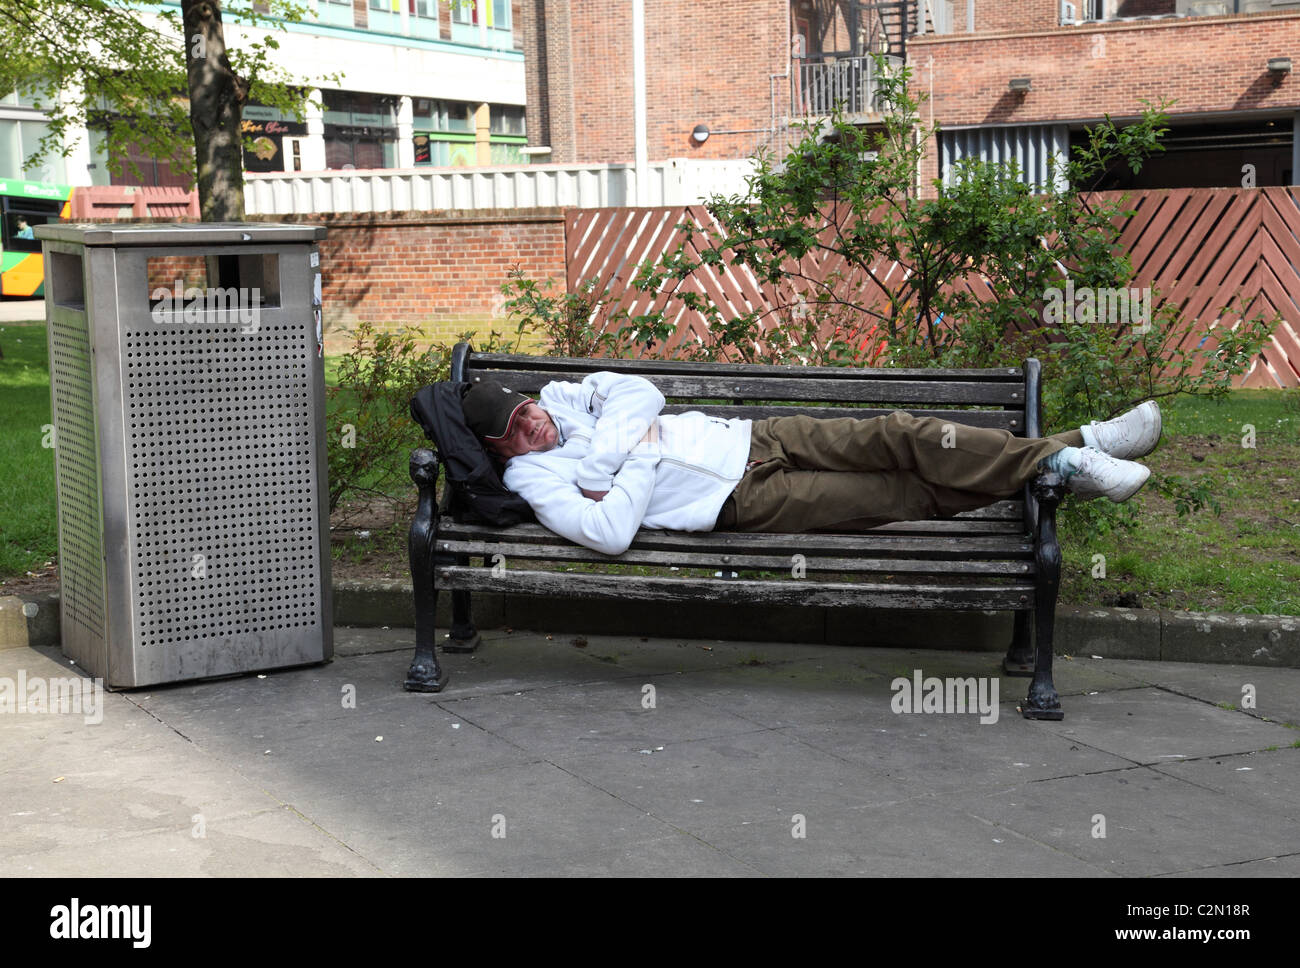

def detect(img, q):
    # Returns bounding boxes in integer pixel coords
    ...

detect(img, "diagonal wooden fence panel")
[566,187,1300,387]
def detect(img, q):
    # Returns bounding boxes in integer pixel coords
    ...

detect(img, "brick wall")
[972,0,1058,33]
[914,15,1300,126]
[146,255,208,293]
[524,0,790,163]
[911,14,1300,188]
[277,210,568,354]
[353,0,367,28]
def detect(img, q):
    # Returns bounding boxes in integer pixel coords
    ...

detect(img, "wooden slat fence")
[566,187,1300,388]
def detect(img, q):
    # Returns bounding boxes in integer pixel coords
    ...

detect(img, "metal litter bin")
[35,222,332,687]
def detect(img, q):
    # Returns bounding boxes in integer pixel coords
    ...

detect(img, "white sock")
[1039,446,1082,479]
[1080,423,1099,450]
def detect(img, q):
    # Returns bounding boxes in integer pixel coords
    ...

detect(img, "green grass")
[1057,389,1300,616]
[0,322,58,579]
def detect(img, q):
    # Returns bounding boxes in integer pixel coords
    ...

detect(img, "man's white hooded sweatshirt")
[501,372,752,555]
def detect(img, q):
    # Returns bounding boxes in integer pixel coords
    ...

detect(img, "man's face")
[487,402,559,458]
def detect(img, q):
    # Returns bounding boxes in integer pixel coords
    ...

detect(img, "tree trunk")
[183,1,248,221]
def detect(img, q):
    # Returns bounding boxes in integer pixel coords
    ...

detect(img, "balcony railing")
[792,55,904,117]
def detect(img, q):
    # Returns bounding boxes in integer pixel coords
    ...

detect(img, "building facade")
[0,0,527,189]
[521,1,1300,194]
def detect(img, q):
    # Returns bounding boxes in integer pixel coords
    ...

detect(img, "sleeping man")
[460,372,1160,556]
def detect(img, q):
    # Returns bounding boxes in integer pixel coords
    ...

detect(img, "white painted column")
[632,0,648,205]
[397,95,415,168]
[479,0,489,46]
[59,79,94,186]
[301,87,327,171]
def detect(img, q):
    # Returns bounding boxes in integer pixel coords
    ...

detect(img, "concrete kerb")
[6,580,1299,669]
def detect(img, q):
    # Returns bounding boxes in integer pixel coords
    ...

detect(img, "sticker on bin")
[313,273,322,307]
[310,251,319,268]
[315,308,323,357]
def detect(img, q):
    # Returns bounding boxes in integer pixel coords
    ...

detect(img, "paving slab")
[784,711,1138,798]
[1150,749,1300,823]
[2,806,381,877]
[437,679,765,758]
[650,661,891,729]
[1091,658,1300,726]
[1159,854,1300,878]
[689,798,1108,877]
[288,759,703,877]
[548,727,913,831]
[951,767,1300,877]
[1030,688,1297,764]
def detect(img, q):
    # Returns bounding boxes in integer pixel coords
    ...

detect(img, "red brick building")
[522,1,1300,194]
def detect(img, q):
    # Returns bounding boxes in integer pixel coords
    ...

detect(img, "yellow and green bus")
[0,177,72,297]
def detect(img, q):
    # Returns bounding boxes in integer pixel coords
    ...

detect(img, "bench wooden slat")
[855,519,1025,534]
[434,566,1036,609]
[468,352,1025,382]
[655,404,1026,431]
[436,522,1035,558]
[465,370,1026,406]
[434,541,1036,576]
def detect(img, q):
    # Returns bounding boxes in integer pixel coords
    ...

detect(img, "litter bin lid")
[34,222,327,246]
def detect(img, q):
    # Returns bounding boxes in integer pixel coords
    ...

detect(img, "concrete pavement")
[0,300,44,323]
[2,627,1297,877]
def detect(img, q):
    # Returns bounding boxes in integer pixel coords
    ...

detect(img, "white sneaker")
[1084,401,1162,459]
[1065,447,1151,503]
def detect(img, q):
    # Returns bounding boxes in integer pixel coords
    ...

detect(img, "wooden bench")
[405,342,1069,720]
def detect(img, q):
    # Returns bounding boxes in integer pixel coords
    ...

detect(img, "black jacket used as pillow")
[409,381,536,527]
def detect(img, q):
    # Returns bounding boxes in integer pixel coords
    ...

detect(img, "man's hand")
[580,487,609,502]
[583,422,658,503]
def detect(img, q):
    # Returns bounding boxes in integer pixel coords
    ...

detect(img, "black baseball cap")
[463,380,533,442]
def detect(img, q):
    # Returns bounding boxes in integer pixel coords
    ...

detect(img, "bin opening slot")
[50,251,85,310]
[147,253,281,317]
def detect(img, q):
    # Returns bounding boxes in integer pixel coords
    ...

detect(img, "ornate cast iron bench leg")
[405,449,449,692]
[1021,473,1065,720]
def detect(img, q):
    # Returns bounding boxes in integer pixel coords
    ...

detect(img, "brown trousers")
[714,413,1085,533]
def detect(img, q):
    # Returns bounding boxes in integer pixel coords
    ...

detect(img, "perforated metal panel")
[38,223,332,688]
[47,304,105,641]
[124,320,321,649]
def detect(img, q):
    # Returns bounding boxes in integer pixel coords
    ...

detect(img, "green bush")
[326,322,449,521]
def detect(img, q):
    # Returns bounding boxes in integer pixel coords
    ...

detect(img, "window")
[489,105,525,137]
[413,134,477,167]
[0,85,47,109]
[315,0,353,28]
[1,197,63,254]
[367,0,439,37]
[414,98,475,133]
[450,0,513,48]
[322,90,400,170]
[413,98,477,167]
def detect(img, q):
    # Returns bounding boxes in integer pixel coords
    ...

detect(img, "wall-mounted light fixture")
[1268,57,1292,78]
[1008,77,1032,94]
[691,124,710,144]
